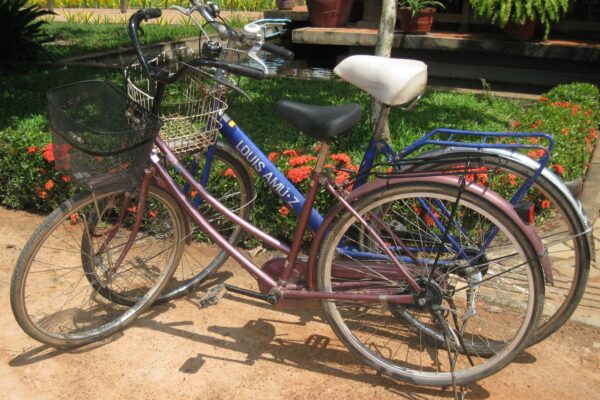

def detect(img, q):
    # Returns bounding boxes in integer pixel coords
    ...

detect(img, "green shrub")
[1,73,597,242]
[0,118,77,211]
[510,83,599,182]
[544,83,599,110]
[0,0,54,70]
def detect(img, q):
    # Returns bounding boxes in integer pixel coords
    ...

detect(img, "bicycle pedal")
[199,284,226,308]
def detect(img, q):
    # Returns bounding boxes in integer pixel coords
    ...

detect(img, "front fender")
[307,175,553,289]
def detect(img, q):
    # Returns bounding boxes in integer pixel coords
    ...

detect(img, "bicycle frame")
[150,136,421,304]
[181,114,555,276]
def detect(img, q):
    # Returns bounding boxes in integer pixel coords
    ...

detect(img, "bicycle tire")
[410,152,590,344]
[10,189,184,347]
[154,145,255,303]
[317,181,544,386]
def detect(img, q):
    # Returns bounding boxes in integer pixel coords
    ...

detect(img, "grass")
[227,77,527,159]
[0,65,529,155]
[29,0,276,11]
[43,22,202,59]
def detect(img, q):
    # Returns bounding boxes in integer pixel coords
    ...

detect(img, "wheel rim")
[319,187,540,385]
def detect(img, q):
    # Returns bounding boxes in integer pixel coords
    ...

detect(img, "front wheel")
[317,181,544,386]
[10,189,184,347]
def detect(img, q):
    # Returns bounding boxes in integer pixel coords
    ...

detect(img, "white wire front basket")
[125,47,228,155]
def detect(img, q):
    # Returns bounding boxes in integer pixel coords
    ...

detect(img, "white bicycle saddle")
[333,55,428,106]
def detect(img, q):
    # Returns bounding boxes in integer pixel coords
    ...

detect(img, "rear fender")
[306,175,553,289]
[418,146,594,261]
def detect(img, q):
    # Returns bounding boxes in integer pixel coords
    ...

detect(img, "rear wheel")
[411,152,590,344]
[317,182,544,386]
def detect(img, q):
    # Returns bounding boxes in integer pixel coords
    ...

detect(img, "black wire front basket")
[47,80,161,193]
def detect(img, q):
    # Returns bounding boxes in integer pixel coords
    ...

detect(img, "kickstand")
[455,384,468,400]
[198,284,226,308]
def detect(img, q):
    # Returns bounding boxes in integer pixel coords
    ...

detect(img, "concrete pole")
[120,0,127,13]
[371,0,397,142]
[47,0,54,11]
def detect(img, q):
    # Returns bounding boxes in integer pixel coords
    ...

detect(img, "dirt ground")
[1,207,600,400]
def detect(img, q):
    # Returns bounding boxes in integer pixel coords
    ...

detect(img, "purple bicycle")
[11,7,549,389]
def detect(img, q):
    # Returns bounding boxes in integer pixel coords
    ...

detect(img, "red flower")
[278,206,289,217]
[330,153,351,165]
[476,174,489,186]
[190,190,197,198]
[560,128,569,135]
[507,173,518,186]
[283,149,299,157]
[37,190,48,199]
[27,146,38,154]
[585,109,592,117]
[590,127,598,140]
[42,143,54,163]
[541,199,551,209]
[335,171,351,185]
[127,206,137,213]
[70,213,79,224]
[531,120,543,129]
[287,166,312,183]
[510,121,522,129]
[61,175,71,183]
[314,143,322,153]
[44,179,54,191]
[148,210,157,219]
[538,96,549,102]
[268,152,279,162]
[528,137,539,144]
[537,149,545,158]
[527,149,545,159]
[223,168,236,178]
[552,164,565,176]
[571,105,581,116]
[423,210,440,226]
[289,155,317,167]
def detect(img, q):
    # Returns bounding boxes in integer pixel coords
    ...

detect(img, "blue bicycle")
[125,2,591,346]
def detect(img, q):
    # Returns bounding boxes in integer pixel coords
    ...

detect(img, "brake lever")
[215,75,251,101]
[169,5,193,15]
[248,46,268,74]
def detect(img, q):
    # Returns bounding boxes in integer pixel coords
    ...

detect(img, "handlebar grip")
[143,8,162,19]
[261,43,294,61]
[225,64,266,80]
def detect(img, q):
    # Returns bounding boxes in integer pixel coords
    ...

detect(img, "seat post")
[313,141,331,175]
[373,104,391,142]
[278,141,330,285]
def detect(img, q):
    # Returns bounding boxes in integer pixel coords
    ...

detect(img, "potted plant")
[307,0,354,27]
[469,0,569,40]
[276,0,295,10]
[397,0,445,34]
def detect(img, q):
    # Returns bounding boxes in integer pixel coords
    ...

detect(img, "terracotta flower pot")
[307,0,353,28]
[398,7,436,34]
[503,20,537,41]
[276,0,295,10]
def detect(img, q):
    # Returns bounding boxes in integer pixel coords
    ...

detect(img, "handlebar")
[127,9,266,84]
[262,43,294,61]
